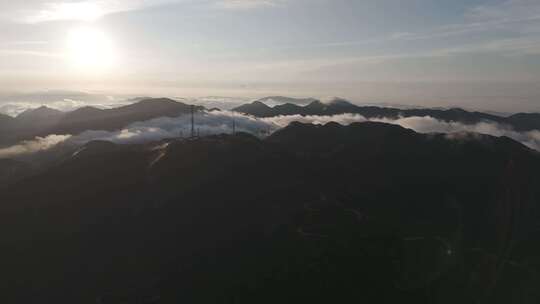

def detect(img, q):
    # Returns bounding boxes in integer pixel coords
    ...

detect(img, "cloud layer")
[2,111,540,159]
[0,134,72,158]
[263,114,540,151]
[69,110,274,145]
[0,100,130,117]
[3,0,285,23]
[374,116,540,151]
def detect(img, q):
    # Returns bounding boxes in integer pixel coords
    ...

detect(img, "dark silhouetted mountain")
[15,106,65,130]
[272,103,304,115]
[233,98,540,132]
[507,113,540,131]
[0,158,33,187]
[1,122,539,303]
[60,106,104,123]
[71,140,120,159]
[0,114,17,146]
[232,98,357,117]
[53,98,201,135]
[256,96,318,105]
[0,113,14,127]
[327,97,354,106]
[16,106,64,121]
[0,98,205,147]
[304,99,327,112]
[267,120,421,155]
[233,100,275,117]
[400,107,504,124]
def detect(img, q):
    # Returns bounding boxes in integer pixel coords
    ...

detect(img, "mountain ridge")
[233,97,540,131]
[1,121,539,303]
[0,98,204,147]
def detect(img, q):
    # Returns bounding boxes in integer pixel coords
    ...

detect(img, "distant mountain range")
[2,96,540,150]
[233,97,540,131]
[255,96,318,106]
[0,98,204,147]
[1,121,539,303]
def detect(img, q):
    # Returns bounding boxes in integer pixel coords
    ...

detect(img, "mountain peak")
[448,107,467,113]
[306,100,325,107]
[69,106,103,115]
[305,100,327,112]
[134,97,179,106]
[123,98,194,111]
[233,100,274,117]
[326,97,354,106]
[18,106,62,116]
[255,96,318,106]
[252,100,269,106]
[16,106,64,121]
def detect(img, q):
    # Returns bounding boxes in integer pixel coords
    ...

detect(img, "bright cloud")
[0,134,71,158]
[215,0,283,10]
[69,110,274,145]
[0,100,130,117]
[262,113,367,127]
[263,114,540,151]
[12,0,285,23]
[13,0,176,23]
[3,112,540,158]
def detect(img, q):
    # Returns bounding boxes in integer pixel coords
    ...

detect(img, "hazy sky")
[1,0,540,111]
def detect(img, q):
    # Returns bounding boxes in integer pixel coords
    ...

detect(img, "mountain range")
[2,96,540,150]
[233,98,540,131]
[1,96,540,303]
[1,121,539,303]
[0,98,204,147]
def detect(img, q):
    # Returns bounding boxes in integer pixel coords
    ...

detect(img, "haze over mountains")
[2,95,540,194]
[234,98,540,132]
[4,0,540,301]
[2,96,540,157]
[0,98,204,147]
[1,96,540,303]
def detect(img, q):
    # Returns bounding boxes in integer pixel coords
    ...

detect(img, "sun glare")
[67,27,117,73]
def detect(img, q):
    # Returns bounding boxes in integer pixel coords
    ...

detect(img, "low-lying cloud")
[2,111,540,159]
[0,111,272,158]
[0,134,72,158]
[262,113,366,128]
[262,113,540,151]
[373,116,540,151]
[69,110,274,145]
[0,100,131,117]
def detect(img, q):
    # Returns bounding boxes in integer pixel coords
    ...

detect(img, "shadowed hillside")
[1,122,539,303]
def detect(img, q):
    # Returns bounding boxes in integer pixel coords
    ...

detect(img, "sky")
[1,0,540,112]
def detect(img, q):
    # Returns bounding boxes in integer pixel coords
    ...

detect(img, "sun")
[67,27,117,73]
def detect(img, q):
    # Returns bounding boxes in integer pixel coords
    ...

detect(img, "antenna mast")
[232,113,236,135]
[190,105,195,138]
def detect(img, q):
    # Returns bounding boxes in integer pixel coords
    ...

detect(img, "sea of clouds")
[0,100,132,117]
[1,111,540,159]
[0,96,252,117]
